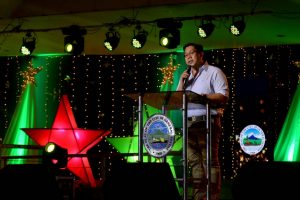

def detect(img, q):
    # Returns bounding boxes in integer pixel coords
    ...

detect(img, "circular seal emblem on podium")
[143,114,175,158]
[239,124,266,155]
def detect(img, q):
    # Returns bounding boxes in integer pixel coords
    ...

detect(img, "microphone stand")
[182,66,190,200]
[182,87,188,200]
[206,101,212,200]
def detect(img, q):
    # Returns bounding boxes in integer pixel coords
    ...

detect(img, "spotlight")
[62,25,86,55]
[64,35,84,55]
[104,28,120,51]
[159,28,180,49]
[157,18,182,49]
[230,16,246,36]
[43,142,68,169]
[198,20,215,38]
[132,25,148,49]
[20,32,36,55]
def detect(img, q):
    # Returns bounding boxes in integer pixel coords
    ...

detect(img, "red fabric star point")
[22,95,110,187]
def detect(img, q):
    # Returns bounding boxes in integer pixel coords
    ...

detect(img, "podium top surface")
[124,90,208,110]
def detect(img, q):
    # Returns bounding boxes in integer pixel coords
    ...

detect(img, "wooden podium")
[125,90,213,200]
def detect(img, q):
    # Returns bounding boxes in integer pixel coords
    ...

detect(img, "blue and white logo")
[143,114,175,158]
[239,124,266,155]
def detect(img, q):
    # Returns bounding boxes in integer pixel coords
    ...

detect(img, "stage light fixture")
[132,25,148,49]
[43,142,68,169]
[20,32,36,55]
[230,16,246,36]
[157,18,182,49]
[159,28,180,49]
[62,25,86,55]
[104,28,120,51]
[64,35,84,55]
[198,20,215,38]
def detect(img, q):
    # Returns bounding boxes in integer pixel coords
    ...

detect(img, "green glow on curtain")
[31,58,48,127]
[274,83,300,161]
[107,105,160,163]
[2,84,39,165]
[159,54,186,128]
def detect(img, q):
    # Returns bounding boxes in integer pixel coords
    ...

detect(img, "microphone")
[183,65,191,90]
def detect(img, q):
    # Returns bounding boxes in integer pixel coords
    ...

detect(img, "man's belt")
[187,115,216,122]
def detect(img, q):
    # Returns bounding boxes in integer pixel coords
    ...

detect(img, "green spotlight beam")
[2,84,39,165]
[274,82,300,161]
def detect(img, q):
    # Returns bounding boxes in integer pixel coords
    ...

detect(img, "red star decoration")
[22,95,110,187]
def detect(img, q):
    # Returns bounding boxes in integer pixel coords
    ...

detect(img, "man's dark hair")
[183,43,204,52]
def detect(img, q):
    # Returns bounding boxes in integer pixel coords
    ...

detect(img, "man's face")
[184,45,203,67]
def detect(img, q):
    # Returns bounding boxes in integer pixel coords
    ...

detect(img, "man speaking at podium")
[177,43,229,200]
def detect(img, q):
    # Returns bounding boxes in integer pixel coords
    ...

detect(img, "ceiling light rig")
[20,32,36,55]
[230,16,246,36]
[10,12,258,55]
[198,19,215,38]
[104,27,120,51]
[62,25,87,55]
[132,25,148,49]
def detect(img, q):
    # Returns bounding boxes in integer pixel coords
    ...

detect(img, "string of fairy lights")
[96,57,103,128]
[229,49,237,175]
[3,57,11,130]
[83,57,90,127]
[273,47,281,141]
[95,57,104,178]
[44,57,50,127]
